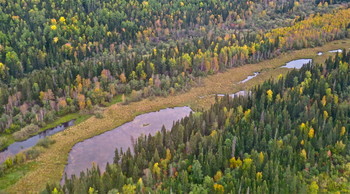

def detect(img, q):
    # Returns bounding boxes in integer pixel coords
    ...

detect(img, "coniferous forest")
[1,0,350,137]
[0,0,350,193]
[46,52,350,193]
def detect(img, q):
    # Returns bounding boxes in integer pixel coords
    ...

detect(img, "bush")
[4,157,13,169]
[93,107,104,119]
[12,124,40,141]
[5,124,21,134]
[14,152,27,164]
[36,137,56,148]
[0,137,9,149]
[25,149,41,160]
[95,112,104,119]
[130,90,142,102]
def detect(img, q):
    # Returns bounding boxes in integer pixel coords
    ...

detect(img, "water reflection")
[63,107,192,178]
[281,59,312,69]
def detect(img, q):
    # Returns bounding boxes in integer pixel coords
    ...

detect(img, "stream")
[0,120,75,164]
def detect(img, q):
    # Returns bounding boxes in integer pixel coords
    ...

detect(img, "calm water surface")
[0,120,75,163]
[281,59,312,69]
[63,106,192,178]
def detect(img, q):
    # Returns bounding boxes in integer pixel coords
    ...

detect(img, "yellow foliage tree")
[59,16,66,23]
[152,163,161,179]
[300,149,307,160]
[308,128,315,138]
[214,171,222,182]
[323,111,329,120]
[258,152,264,164]
[77,94,86,110]
[266,89,273,102]
[321,96,327,106]
[229,157,242,169]
[50,25,57,30]
[244,109,251,121]
[256,172,263,181]
[148,77,153,86]
[213,183,224,194]
[340,126,346,136]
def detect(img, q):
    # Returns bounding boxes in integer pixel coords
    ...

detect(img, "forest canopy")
[0,0,349,139]
[46,48,350,194]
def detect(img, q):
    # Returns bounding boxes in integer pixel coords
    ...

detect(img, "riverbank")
[5,38,350,193]
[0,111,92,153]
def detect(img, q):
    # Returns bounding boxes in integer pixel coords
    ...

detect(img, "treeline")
[46,51,350,193]
[0,0,304,78]
[0,1,348,137]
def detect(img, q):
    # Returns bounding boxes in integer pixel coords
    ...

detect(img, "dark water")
[63,107,192,178]
[281,59,312,69]
[0,120,75,163]
[239,72,260,84]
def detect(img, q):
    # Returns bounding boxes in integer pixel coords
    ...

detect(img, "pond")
[63,106,192,179]
[281,59,312,69]
[317,52,323,56]
[0,120,75,164]
[239,72,260,84]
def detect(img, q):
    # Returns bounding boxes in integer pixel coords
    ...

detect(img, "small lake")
[63,106,192,178]
[239,72,260,84]
[329,49,343,53]
[317,52,323,56]
[281,59,312,69]
[0,120,75,164]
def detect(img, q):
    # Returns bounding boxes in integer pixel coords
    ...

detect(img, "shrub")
[4,157,13,168]
[25,148,41,160]
[14,152,27,164]
[12,124,40,141]
[0,137,9,149]
[95,112,104,119]
[92,106,104,119]
[5,124,21,134]
[36,137,56,148]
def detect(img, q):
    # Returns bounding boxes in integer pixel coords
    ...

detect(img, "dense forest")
[45,51,350,193]
[0,0,349,143]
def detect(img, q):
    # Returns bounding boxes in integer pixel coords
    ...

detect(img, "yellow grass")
[5,39,350,193]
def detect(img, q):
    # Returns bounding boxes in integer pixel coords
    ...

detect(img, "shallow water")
[0,120,75,163]
[317,52,323,56]
[329,49,343,53]
[216,90,250,98]
[63,106,192,178]
[281,59,312,69]
[229,90,250,98]
[239,72,260,84]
